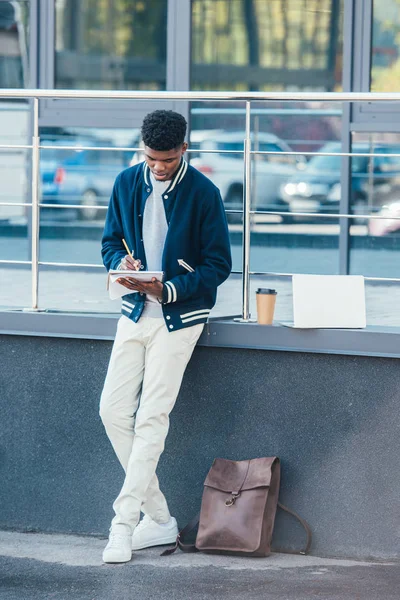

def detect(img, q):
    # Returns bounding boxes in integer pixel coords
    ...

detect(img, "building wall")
[0,333,398,560]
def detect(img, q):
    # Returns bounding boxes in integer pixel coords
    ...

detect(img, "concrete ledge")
[1,310,400,358]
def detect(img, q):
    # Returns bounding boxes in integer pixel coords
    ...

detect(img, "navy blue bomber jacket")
[101,159,232,332]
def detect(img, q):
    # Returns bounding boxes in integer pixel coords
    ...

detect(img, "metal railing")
[1,89,400,318]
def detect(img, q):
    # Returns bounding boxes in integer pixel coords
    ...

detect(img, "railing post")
[31,97,40,310]
[240,101,253,321]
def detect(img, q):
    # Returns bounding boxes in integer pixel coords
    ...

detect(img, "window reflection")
[39,127,139,222]
[348,133,400,289]
[0,1,29,88]
[350,134,400,221]
[191,0,343,91]
[55,0,168,90]
[371,1,400,91]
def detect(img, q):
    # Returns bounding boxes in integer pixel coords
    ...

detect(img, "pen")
[122,238,134,261]
[122,238,143,271]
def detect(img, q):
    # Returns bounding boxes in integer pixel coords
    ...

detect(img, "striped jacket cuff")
[162,281,178,304]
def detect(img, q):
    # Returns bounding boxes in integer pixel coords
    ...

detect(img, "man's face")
[143,143,187,181]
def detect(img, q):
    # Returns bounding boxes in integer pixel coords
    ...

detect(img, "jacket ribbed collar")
[142,158,188,195]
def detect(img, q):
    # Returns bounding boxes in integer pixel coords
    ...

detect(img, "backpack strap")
[275,502,312,555]
[161,513,200,556]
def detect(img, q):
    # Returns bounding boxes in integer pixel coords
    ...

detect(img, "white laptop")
[281,274,366,329]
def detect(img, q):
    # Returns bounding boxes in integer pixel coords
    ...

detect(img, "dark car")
[40,139,132,220]
[279,142,400,222]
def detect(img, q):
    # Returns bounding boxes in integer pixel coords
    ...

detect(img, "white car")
[189,130,306,221]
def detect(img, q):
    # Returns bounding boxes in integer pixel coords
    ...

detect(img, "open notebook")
[107,270,163,300]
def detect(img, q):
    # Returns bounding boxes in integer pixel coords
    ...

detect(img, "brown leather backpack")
[163,457,311,557]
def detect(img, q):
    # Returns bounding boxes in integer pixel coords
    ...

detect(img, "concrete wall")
[0,333,399,560]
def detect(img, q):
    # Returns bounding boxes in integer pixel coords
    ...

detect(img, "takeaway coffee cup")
[256,288,277,325]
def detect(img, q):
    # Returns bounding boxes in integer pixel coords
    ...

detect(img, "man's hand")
[116,276,164,300]
[116,254,142,290]
[120,254,142,271]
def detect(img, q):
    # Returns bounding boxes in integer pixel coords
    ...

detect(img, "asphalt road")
[0,532,399,600]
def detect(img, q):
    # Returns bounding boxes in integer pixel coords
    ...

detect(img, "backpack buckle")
[225,492,241,506]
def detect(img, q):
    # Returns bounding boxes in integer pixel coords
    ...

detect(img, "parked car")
[279,142,400,222]
[189,130,306,221]
[40,139,133,220]
[368,202,400,236]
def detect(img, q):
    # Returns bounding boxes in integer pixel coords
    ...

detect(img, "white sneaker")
[102,528,132,563]
[132,515,179,550]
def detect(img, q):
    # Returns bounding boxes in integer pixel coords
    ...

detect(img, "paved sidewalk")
[0,532,399,600]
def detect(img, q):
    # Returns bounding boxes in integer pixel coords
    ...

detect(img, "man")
[100,110,232,563]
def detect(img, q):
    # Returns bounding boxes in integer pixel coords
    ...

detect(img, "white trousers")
[100,316,204,532]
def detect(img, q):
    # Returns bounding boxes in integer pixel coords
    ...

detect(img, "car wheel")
[79,189,99,220]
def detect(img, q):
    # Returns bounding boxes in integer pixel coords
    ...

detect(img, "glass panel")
[0,176,30,309]
[38,224,242,314]
[250,223,339,275]
[39,216,104,265]
[350,134,400,218]
[0,101,30,309]
[191,150,244,223]
[37,127,138,308]
[210,273,243,318]
[0,118,30,219]
[36,126,243,314]
[349,133,400,326]
[38,267,118,313]
[0,263,31,309]
[364,282,400,326]
[0,0,30,88]
[190,102,343,222]
[189,127,245,225]
[55,0,168,90]
[278,139,343,221]
[39,127,136,226]
[371,1,400,91]
[38,225,242,314]
[38,195,112,311]
[250,105,343,217]
[349,133,400,282]
[191,0,343,91]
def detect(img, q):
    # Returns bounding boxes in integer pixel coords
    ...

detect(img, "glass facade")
[1,0,400,328]
[371,0,400,91]
[55,0,168,90]
[0,0,30,88]
[191,0,343,91]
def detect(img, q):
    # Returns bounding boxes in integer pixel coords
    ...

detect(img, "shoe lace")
[135,515,152,532]
[108,532,130,548]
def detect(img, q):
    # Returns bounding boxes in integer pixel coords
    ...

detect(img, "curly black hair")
[141,110,187,151]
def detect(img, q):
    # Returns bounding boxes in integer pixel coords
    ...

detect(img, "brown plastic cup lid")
[256,288,277,295]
